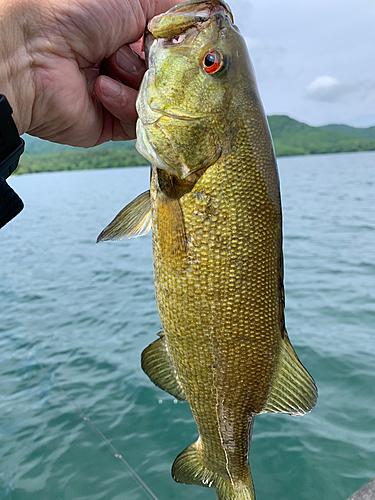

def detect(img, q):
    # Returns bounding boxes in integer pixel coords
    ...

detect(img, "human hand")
[0,0,182,147]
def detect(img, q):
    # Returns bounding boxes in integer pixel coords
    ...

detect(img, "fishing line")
[28,352,161,500]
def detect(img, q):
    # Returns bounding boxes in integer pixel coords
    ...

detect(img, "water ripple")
[0,154,374,499]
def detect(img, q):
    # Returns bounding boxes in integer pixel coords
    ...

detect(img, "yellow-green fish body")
[98,2,317,498]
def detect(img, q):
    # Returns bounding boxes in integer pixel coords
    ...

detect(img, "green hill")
[18,139,146,174]
[267,115,375,157]
[17,115,375,174]
[22,135,137,155]
[319,123,375,140]
[17,145,146,175]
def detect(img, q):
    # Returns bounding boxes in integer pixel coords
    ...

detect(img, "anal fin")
[97,190,151,242]
[141,333,186,401]
[262,336,318,416]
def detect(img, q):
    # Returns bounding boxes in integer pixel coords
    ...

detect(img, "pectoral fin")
[141,333,186,401]
[155,193,187,268]
[262,336,318,416]
[97,190,151,242]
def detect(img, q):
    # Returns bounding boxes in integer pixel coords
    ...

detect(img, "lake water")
[1,151,374,500]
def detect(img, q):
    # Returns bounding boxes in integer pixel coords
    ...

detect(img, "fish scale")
[151,137,281,485]
[97,1,317,498]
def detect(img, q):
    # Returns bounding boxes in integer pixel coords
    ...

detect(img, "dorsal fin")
[97,190,151,242]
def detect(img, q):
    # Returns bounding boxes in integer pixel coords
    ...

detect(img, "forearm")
[0,0,35,135]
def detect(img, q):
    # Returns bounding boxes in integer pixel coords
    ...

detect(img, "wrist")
[0,1,35,135]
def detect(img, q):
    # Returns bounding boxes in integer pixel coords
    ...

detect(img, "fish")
[97,1,318,499]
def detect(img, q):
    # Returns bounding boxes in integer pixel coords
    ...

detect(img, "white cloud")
[229,0,375,124]
[306,76,355,102]
[307,76,339,92]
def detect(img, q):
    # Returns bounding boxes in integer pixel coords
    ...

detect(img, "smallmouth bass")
[98,1,318,499]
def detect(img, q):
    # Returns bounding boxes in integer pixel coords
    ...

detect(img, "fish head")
[136,0,256,180]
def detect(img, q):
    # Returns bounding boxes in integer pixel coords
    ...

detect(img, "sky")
[229,0,375,127]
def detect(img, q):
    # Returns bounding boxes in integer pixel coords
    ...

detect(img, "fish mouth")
[166,0,233,20]
[147,0,233,39]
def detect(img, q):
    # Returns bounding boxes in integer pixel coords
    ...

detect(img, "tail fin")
[215,480,255,500]
[172,441,255,500]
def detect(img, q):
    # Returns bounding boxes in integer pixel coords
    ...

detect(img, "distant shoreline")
[17,114,375,175]
[16,148,375,176]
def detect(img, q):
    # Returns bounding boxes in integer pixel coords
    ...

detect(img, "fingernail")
[116,46,144,75]
[99,77,122,98]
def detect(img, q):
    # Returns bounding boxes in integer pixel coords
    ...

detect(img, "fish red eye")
[202,50,223,74]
